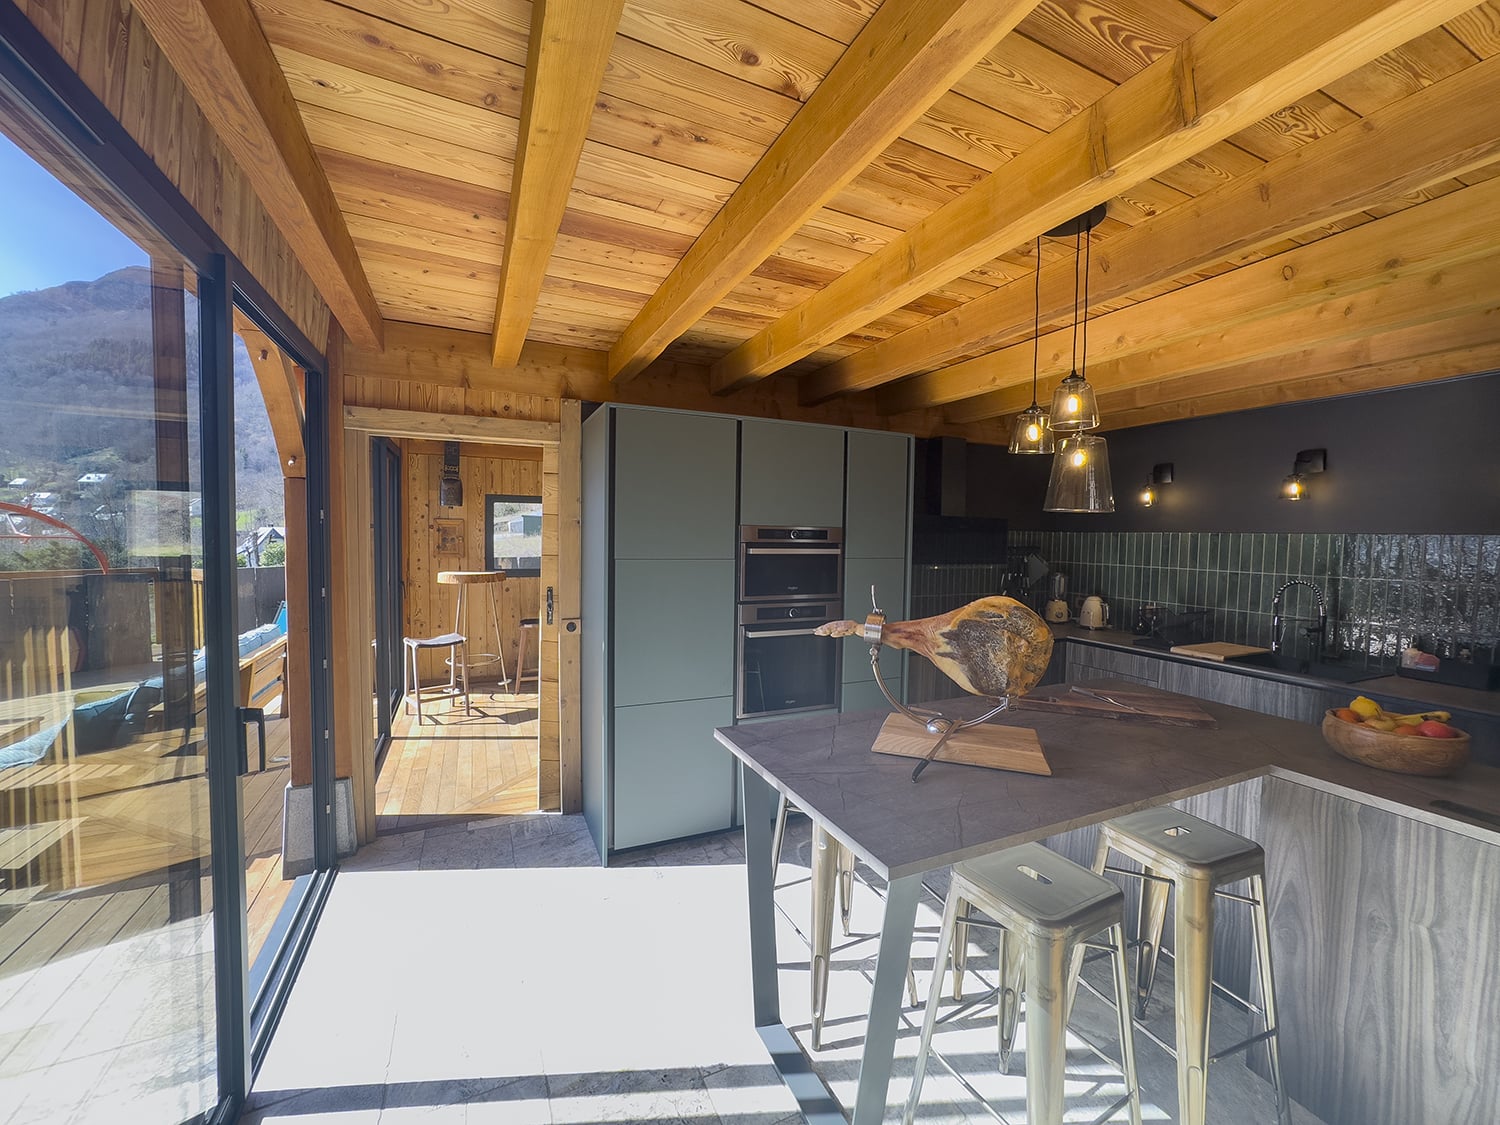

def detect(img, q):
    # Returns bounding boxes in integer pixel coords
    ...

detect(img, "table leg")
[739,763,780,1028]
[850,872,921,1125]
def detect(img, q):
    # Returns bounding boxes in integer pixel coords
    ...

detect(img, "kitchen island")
[716,683,1500,1125]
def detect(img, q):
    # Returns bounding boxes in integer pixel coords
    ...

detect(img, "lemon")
[1349,696,1382,719]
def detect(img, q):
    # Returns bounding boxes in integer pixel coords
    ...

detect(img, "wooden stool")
[437,570,509,690]
[403,633,469,723]
[1090,807,1291,1125]
[514,617,540,692]
[906,842,1142,1125]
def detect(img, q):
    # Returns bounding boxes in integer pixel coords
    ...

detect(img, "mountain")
[0,267,285,568]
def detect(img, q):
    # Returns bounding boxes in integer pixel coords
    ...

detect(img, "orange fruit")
[1333,708,1361,724]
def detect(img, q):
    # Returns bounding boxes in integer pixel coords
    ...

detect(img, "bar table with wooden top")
[713,681,1500,1125]
[436,570,509,691]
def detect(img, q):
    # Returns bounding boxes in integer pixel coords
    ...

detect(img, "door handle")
[546,586,554,626]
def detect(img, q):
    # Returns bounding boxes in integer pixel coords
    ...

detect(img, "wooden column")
[556,400,582,813]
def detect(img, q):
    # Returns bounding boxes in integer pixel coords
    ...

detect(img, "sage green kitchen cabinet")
[844,429,912,559]
[612,559,735,707]
[614,407,737,560]
[611,696,736,850]
[739,419,845,527]
[842,556,906,701]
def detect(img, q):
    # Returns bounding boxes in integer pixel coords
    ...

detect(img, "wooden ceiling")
[162,0,1500,434]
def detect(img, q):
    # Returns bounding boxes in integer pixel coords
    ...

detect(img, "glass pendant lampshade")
[1048,370,1100,432]
[1009,403,1054,453]
[1044,434,1115,512]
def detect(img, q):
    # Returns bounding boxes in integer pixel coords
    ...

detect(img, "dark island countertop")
[715,681,1500,882]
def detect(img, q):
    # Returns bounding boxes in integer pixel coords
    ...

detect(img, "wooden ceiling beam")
[800,55,1500,404]
[491,0,627,368]
[236,320,308,478]
[939,248,1500,425]
[1098,338,1500,431]
[607,0,1044,384]
[131,0,383,350]
[708,0,1480,394]
[887,174,1500,418]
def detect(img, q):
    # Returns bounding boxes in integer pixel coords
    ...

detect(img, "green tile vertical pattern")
[1040,531,1500,671]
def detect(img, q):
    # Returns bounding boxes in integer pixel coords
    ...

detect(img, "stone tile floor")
[241,811,1326,1124]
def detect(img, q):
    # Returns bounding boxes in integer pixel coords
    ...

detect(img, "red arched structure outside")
[0,501,111,573]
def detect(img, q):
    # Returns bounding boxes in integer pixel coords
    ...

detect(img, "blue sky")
[0,131,147,297]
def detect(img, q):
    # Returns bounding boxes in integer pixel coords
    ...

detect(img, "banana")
[1383,709,1450,723]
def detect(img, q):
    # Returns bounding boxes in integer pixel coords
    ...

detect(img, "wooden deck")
[375,687,540,830]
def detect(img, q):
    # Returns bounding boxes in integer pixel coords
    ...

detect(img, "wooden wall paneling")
[556,401,582,813]
[342,426,376,845]
[324,329,354,785]
[1259,776,1500,1125]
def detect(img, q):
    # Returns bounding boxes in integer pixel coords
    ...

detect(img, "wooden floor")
[374,685,540,830]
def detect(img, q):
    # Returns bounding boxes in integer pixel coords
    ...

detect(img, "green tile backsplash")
[1042,531,1500,670]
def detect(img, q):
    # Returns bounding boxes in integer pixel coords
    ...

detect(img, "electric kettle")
[1079,596,1109,629]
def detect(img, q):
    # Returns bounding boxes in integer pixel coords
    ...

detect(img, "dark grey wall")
[952,372,1500,533]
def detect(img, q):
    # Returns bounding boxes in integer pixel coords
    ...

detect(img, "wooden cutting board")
[1169,641,1270,661]
[1014,683,1218,727]
[871,714,1051,776]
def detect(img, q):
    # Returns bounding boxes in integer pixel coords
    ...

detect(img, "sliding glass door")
[371,437,404,765]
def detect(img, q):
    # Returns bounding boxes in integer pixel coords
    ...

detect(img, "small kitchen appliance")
[1078,596,1109,629]
[1044,571,1069,622]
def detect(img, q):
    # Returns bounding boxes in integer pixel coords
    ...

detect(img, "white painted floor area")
[241,812,1326,1125]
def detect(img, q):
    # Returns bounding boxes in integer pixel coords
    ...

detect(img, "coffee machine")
[1044,571,1069,623]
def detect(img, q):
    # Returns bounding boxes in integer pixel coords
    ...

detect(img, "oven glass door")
[739,546,842,602]
[737,619,840,719]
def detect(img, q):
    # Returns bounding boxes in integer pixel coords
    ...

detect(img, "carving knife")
[1068,685,1148,714]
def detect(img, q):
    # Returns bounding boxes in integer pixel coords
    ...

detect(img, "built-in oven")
[736,601,841,720]
[738,525,843,603]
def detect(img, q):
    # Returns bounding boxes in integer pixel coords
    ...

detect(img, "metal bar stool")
[1087,807,1291,1125]
[402,633,469,723]
[906,842,1141,1125]
[437,570,509,691]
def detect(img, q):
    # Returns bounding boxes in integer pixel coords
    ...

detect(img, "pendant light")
[1008,236,1053,454]
[1044,207,1114,513]
[1048,226,1100,432]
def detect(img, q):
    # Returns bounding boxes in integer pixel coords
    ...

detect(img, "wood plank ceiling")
[245,0,1500,435]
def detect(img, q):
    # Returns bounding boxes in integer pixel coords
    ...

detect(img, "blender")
[1044,571,1069,623]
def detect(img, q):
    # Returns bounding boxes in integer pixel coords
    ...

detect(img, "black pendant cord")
[1029,235,1042,409]
[1070,228,1082,375]
[1081,227,1092,375]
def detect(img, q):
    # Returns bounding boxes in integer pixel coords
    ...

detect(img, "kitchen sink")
[1226,650,1382,683]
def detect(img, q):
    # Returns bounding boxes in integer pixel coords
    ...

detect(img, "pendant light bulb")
[1008,235,1053,454]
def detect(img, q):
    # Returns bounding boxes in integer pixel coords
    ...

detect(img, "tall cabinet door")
[740,419,845,527]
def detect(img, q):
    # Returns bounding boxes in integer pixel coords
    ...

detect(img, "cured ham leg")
[817,595,1053,699]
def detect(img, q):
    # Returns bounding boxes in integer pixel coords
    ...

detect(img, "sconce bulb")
[1141,486,1155,507]
[1070,448,1087,468]
[1025,422,1040,442]
[1065,393,1080,414]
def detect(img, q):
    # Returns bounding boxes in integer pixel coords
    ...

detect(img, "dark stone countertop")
[715,682,1500,881]
[1050,624,1500,718]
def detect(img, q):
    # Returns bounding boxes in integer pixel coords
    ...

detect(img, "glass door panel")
[0,131,217,1122]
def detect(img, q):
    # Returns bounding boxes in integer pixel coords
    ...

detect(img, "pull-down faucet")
[1271,578,1327,656]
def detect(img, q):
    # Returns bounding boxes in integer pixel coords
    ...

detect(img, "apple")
[1414,720,1461,738]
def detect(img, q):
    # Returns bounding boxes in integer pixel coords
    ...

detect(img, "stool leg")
[515,624,529,694]
[837,841,854,936]
[811,824,837,1050]
[996,921,1025,1074]
[1135,863,1171,1019]
[403,643,412,717]
[1249,873,1293,1125]
[1108,921,1144,1125]
[1024,932,1069,1125]
[952,898,969,1000]
[1173,874,1216,1125]
[903,886,962,1125]
[770,793,789,885]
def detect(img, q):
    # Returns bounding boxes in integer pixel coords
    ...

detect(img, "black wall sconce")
[439,440,464,507]
[1280,448,1326,501]
[1140,462,1173,507]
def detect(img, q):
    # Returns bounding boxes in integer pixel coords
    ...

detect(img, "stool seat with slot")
[402,632,469,723]
[905,841,1142,1125]
[1089,807,1291,1125]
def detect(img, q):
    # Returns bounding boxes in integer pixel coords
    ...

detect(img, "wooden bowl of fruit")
[1321,698,1470,776]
